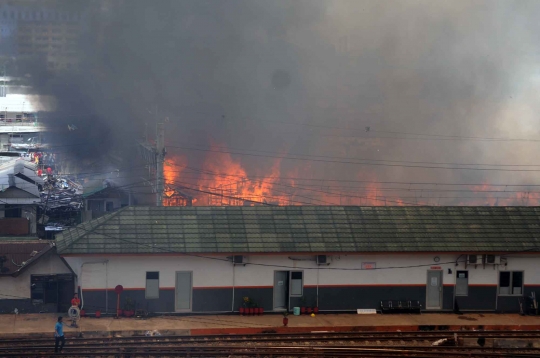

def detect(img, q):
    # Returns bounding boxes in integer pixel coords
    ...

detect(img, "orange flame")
[161,147,540,207]
[162,155,191,206]
[197,143,289,205]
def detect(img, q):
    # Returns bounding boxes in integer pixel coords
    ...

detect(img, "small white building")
[55,206,540,315]
[0,159,43,235]
[0,239,74,313]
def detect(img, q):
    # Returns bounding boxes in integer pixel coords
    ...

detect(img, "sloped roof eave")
[10,245,54,277]
[55,206,540,255]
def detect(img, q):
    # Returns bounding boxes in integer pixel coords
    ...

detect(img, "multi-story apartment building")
[0,0,87,72]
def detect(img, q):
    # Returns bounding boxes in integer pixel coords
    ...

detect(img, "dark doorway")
[31,274,74,313]
[57,275,75,313]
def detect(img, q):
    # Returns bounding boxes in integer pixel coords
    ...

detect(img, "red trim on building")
[81,287,144,292]
[194,286,272,290]
[81,286,274,291]
[80,283,505,291]
[305,284,427,288]
[61,251,539,258]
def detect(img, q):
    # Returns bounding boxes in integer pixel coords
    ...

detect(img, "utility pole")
[155,122,165,206]
[137,108,165,207]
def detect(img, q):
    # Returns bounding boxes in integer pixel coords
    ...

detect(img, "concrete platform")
[0,313,539,338]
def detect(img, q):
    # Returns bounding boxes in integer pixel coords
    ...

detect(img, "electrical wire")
[230,117,540,143]
[161,164,536,206]
[163,162,540,187]
[166,145,540,172]
[63,222,540,272]
[166,142,540,168]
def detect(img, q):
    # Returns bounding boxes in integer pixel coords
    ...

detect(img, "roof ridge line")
[56,206,130,254]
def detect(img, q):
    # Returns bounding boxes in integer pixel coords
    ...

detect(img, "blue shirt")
[55,322,64,337]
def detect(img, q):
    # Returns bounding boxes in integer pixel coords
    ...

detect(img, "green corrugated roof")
[55,206,540,255]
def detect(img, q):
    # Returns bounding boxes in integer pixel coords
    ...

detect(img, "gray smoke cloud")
[28,0,540,205]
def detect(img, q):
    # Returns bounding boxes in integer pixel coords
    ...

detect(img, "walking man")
[54,316,66,353]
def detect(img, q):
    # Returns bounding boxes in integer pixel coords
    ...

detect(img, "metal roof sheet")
[55,206,540,255]
[0,240,53,276]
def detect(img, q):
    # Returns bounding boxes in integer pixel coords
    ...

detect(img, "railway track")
[1,346,539,358]
[1,329,540,347]
[0,330,539,357]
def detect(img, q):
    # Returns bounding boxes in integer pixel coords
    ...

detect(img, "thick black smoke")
[25,0,540,205]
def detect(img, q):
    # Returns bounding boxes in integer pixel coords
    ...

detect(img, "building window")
[5,205,22,218]
[146,272,159,299]
[87,200,104,211]
[290,271,303,296]
[456,271,468,296]
[499,271,523,295]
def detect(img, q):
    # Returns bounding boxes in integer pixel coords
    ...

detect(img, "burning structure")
[5,0,540,210]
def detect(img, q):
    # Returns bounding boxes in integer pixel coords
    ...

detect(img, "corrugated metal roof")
[0,240,53,276]
[55,206,540,255]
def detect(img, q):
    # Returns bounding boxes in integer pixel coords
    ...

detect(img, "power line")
[171,167,425,206]
[165,180,332,206]
[164,162,540,188]
[167,145,540,172]
[239,118,540,143]
[165,142,540,168]
[64,221,540,273]
[161,164,540,205]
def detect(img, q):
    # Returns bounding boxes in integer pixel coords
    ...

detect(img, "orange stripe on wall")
[81,286,273,291]
[194,286,272,290]
[81,283,505,291]
[305,284,427,288]
[62,251,540,257]
[81,287,145,292]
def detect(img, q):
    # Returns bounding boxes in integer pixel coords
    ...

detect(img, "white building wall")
[498,255,540,284]
[63,253,540,291]
[0,253,72,300]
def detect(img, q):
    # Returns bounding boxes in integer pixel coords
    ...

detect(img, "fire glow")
[162,145,540,207]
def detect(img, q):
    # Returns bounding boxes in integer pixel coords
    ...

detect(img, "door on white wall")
[273,271,289,310]
[175,271,192,312]
[426,270,443,309]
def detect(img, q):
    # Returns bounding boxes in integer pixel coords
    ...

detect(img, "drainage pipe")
[316,266,320,308]
[231,264,236,312]
[452,256,458,313]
